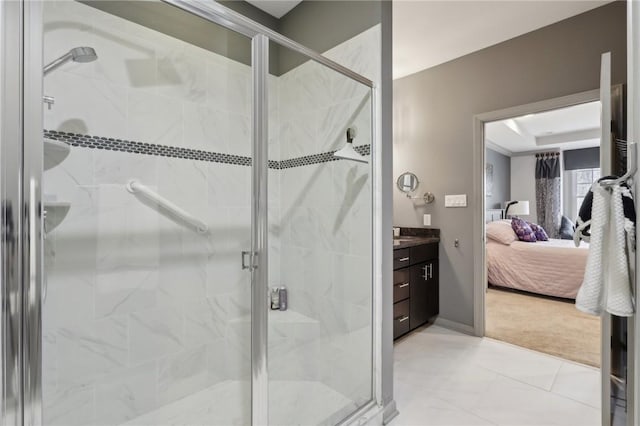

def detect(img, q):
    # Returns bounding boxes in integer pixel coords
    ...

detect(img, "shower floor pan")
[120,379,357,426]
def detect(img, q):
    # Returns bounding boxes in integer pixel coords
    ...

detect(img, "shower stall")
[0,0,383,425]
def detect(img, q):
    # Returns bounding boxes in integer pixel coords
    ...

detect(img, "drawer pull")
[398,257,410,262]
[398,283,409,288]
[398,316,409,323]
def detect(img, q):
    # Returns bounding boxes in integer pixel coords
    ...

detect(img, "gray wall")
[485,148,511,209]
[393,1,626,327]
[83,1,380,76]
[277,1,381,73]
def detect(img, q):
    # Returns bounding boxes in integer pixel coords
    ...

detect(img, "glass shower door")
[267,46,374,425]
[41,2,253,424]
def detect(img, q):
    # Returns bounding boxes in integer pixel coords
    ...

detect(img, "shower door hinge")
[241,251,258,271]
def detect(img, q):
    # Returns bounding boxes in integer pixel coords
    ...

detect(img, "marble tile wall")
[272,25,380,408]
[43,2,254,425]
[43,0,379,424]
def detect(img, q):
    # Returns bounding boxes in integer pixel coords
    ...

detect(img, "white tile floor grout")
[391,325,601,426]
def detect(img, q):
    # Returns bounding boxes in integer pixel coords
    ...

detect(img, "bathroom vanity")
[393,229,439,340]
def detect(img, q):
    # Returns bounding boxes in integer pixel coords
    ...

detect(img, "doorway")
[483,100,602,369]
[472,89,612,420]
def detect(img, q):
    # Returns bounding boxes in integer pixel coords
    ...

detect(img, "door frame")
[471,90,601,420]
[472,88,600,337]
[0,1,44,424]
[628,1,640,424]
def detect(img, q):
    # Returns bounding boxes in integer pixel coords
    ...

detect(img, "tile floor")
[391,325,601,426]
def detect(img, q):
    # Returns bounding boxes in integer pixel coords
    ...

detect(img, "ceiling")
[245,0,302,18]
[485,101,601,155]
[393,0,611,79]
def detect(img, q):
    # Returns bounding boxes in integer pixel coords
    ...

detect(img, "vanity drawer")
[393,268,410,303]
[394,248,411,269]
[410,242,438,264]
[393,281,410,303]
[393,268,410,285]
[393,300,411,339]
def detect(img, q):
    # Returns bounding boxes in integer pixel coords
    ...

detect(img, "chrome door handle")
[422,264,433,280]
[398,316,409,323]
[241,251,258,271]
[398,257,409,262]
[398,283,409,288]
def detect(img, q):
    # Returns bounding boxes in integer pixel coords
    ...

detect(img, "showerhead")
[44,46,98,76]
[70,47,98,63]
[333,127,369,164]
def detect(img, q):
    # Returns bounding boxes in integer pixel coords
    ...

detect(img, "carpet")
[485,287,600,367]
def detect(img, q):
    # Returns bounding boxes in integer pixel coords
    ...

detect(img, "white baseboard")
[434,317,476,335]
[382,400,399,425]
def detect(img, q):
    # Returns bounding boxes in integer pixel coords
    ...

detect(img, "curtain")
[535,154,561,238]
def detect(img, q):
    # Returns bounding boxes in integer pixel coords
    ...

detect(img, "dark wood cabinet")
[393,241,439,340]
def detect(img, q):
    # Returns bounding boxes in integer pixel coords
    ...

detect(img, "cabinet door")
[409,262,429,329]
[426,259,439,318]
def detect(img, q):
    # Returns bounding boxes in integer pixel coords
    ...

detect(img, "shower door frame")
[1,1,44,425]
[3,0,383,425]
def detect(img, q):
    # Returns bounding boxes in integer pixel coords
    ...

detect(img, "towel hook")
[600,140,637,187]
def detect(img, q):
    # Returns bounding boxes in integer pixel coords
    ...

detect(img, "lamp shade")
[505,200,530,217]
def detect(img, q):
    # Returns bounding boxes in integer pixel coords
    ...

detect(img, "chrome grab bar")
[126,179,209,234]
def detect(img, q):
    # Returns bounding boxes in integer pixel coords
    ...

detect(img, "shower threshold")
[119,379,357,426]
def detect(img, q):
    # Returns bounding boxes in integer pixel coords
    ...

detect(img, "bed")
[486,218,589,299]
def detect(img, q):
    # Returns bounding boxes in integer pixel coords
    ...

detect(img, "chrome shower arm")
[43,51,74,76]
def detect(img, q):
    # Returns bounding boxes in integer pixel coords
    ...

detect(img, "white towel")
[606,185,635,316]
[575,183,608,315]
[576,182,635,316]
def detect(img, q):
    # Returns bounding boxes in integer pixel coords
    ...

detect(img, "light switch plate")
[445,194,467,208]
[423,214,431,226]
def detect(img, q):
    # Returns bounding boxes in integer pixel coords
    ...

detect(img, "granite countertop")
[393,227,440,249]
[393,236,440,249]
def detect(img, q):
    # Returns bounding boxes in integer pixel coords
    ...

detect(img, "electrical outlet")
[423,214,431,226]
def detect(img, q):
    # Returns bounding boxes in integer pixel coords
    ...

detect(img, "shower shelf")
[44,201,70,233]
[44,138,70,170]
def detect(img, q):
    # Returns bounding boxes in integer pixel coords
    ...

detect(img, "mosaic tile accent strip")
[44,130,371,170]
[44,130,252,166]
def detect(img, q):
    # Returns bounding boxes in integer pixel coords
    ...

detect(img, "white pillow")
[486,221,517,245]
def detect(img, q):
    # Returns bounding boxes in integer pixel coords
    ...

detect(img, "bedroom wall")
[485,148,511,210]
[510,155,539,224]
[393,1,626,327]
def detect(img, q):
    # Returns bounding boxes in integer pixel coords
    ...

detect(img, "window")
[574,168,600,216]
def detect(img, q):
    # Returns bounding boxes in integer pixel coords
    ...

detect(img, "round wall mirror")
[396,172,419,193]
